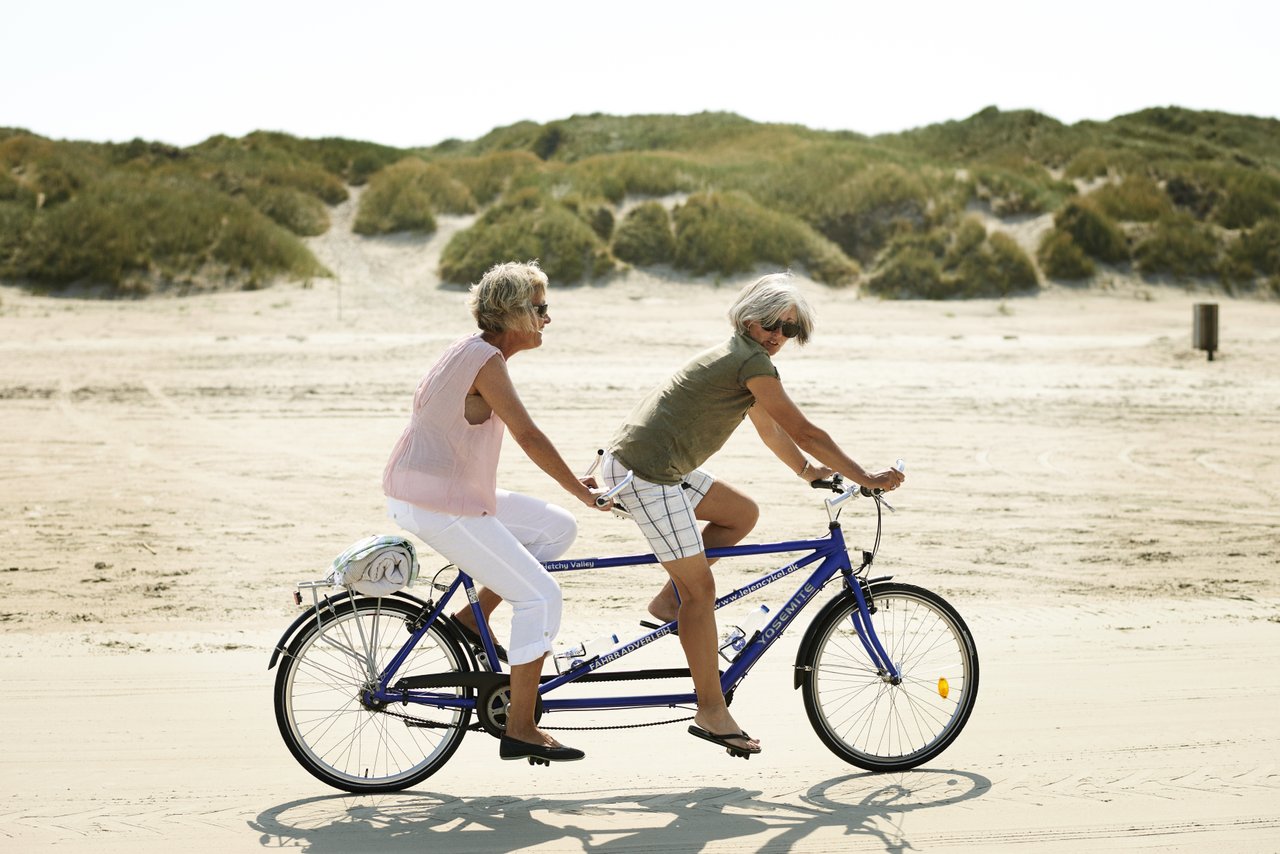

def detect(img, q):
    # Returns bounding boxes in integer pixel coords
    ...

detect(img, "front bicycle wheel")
[801,582,978,772]
[274,597,472,792]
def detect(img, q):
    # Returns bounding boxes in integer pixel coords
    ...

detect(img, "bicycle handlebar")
[594,470,633,507]
[583,449,634,507]
[810,459,906,501]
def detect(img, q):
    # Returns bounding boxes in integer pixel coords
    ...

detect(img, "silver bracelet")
[798,461,811,478]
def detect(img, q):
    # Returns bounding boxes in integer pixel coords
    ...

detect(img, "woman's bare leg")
[454,586,502,631]
[659,552,760,753]
[648,481,759,623]
[503,654,570,746]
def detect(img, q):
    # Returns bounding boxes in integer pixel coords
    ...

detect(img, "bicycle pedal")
[527,756,550,767]
[727,749,752,760]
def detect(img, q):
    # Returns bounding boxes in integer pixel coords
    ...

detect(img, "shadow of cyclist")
[249,769,990,852]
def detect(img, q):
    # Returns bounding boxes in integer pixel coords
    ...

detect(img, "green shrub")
[0,168,36,204]
[439,191,612,285]
[354,157,479,235]
[970,163,1069,216]
[0,134,101,206]
[558,152,702,204]
[812,164,932,262]
[1214,171,1280,229]
[1037,230,1095,279]
[245,184,330,236]
[434,151,544,205]
[672,191,859,285]
[1064,147,1111,180]
[984,232,1040,290]
[730,145,872,215]
[865,242,947,298]
[0,200,35,272]
[1090,176,1172,222]
[1162,169,1218,219]
[612,202,675,266]
[1225,219,1280,276]
[866,218,1038,298]
[1157,163,1280,228]
[1133,212,1220,279]
[193,134,349,205]
[1053,199,1128,262]
[192,136,348,206]
[586,205,614,241]
[9,173,326,290]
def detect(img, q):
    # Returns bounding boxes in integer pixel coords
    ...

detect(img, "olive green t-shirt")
[609,333,779,484]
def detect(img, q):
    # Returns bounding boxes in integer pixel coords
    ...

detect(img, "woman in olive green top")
[601,273,905,758]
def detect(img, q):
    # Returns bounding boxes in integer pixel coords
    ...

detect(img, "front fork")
[844,560,902,684]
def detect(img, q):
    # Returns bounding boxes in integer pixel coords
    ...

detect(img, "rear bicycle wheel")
[801,582,978,771]
[274,597,472,792]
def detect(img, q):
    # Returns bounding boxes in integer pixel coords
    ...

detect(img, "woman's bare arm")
[745,374,903,491]
[473,355,602,509]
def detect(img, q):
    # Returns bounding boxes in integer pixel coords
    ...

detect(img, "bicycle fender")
[267,588,437,670]
[791,576,893,689]
[792,591,858,689]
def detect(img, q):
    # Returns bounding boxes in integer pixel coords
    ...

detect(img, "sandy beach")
[2,193,1278,852]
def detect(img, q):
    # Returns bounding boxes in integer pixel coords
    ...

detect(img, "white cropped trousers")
[386,490,576,665]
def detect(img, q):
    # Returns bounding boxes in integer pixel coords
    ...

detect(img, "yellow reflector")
[938,677,950,699]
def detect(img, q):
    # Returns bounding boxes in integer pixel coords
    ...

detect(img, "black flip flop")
[688,724,761,759]
[640,619,678,636]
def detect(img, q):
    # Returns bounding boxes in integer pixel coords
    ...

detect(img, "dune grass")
[1050,199,1130,264]
[1037,230,1095,280]
[1133,213,1221,279]
[438,188,613,285]
[866,216,1038,298]
[9,172,327,293]
[672,192,860,286]
[612,201,676,266]
[3,105,1279,297]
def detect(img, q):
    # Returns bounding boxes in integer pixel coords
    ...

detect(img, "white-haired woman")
[383,260,610,764]
[601,272,905,758]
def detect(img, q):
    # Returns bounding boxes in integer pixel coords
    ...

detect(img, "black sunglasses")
[532,302,549,318]
[760,319,802,338]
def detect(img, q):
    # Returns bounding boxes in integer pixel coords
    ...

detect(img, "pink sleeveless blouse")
[382,334,505,516]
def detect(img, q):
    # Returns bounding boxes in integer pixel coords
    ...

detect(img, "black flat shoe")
[499,735,585,766]
[454,620,508,662]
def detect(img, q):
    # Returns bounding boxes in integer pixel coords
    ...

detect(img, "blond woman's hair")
[468,261,548,334]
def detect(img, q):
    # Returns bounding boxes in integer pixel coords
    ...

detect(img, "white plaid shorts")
[602,451,715,562]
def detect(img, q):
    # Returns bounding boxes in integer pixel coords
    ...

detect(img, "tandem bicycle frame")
[366,510,899,718]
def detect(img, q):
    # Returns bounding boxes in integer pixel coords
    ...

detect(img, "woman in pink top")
[384,260,609,764]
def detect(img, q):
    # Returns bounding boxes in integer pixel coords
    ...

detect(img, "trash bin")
[1193,303,1218,361]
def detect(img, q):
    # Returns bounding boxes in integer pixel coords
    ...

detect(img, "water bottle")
[553,632,619,673]
[718,605,770,662]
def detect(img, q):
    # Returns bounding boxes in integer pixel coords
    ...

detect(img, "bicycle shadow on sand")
[250,768,991,853]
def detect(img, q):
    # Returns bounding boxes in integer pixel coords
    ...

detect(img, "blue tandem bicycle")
[269,468,979,793]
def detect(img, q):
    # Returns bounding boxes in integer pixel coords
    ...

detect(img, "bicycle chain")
[378,705,694,732]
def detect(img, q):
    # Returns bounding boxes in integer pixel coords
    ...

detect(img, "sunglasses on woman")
[532,302,549,318]
[760,319,802,338]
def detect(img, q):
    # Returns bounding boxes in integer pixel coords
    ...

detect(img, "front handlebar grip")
[810,474,845,493]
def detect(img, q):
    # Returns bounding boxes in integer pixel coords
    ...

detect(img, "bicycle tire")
[274,596,472,792]
[800,582,978,772]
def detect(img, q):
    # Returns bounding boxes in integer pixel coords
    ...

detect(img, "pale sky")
[6,0,1278,149]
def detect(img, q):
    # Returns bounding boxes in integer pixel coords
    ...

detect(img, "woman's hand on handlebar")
[868,467,905,492]
[804,462,836,484]
[577,476,614,512]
